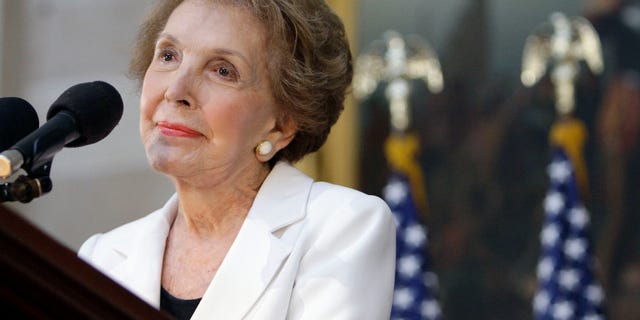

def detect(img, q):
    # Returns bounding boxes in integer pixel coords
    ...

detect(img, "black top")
[160,287,202,320]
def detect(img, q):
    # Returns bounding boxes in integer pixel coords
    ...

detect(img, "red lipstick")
[157,121,202,138]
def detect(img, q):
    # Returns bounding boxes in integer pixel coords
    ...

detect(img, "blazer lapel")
[192,162,313,319]
[109,195,178,307]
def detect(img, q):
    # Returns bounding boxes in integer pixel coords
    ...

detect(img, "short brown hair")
[130,0,353,163]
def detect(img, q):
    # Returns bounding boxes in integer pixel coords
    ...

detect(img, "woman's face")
[140,0,288,183]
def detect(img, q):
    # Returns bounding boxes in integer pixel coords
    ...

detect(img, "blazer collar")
[247,161,313,231]
[111,194,178,306]
[193,161,313,319]
[111,162,313,317]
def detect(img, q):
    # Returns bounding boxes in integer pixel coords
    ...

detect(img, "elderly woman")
[78,0,395,319]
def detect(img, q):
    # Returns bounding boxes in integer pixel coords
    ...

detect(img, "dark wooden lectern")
[0,205,171,319]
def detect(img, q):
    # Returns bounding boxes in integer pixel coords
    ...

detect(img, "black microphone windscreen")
[0,97,39,151]
[47,81,124,148]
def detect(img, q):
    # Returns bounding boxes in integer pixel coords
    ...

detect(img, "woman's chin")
[146,154,190,176]
[144,142,193,172]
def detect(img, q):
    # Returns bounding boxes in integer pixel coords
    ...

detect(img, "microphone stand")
[0,161,53,203]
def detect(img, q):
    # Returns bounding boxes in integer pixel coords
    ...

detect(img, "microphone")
[0,98,47,202]
[0,97,39,151]
[0,81,123,179]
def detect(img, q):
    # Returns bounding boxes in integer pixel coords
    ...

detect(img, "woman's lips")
[157,121,203,138]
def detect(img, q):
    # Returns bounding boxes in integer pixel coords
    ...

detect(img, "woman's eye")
[162,52,174,62]
[155,48,178,64]
[212,64,238,81]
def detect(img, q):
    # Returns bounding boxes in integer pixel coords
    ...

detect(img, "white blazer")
[78,161,396,319]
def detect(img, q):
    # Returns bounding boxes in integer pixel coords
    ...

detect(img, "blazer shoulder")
[309,181,389,207]
[287,182,396,318]
[307,181,392,222]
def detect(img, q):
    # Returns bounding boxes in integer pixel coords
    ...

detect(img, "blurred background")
[1,0,638,319]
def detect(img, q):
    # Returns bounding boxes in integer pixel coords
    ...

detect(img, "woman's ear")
[256,115,297,162]
[272,115,297,151]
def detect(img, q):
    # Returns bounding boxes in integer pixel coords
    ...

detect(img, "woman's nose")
[164,67,196,108]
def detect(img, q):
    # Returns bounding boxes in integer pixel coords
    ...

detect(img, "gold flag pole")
[520,12,603,199]
[353,31,443,214]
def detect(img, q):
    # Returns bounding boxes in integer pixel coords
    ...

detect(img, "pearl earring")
[256,140,273,156]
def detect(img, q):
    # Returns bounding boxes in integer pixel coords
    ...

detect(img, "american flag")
[383,172,442,320]
[533,147,606,320]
